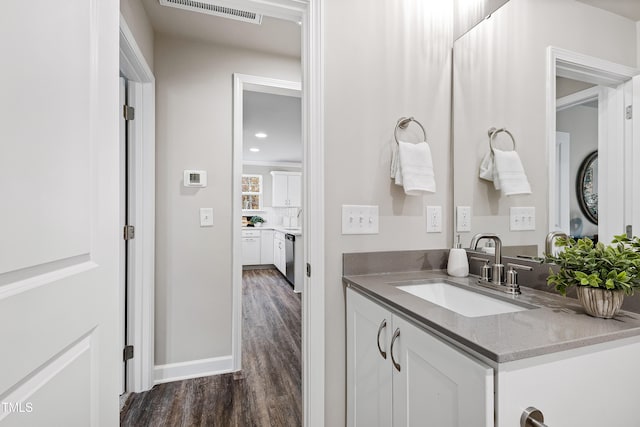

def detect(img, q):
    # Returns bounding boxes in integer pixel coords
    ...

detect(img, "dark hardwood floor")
[120,268,302,426]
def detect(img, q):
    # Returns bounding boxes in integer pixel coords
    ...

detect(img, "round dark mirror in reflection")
[576,150,598,225]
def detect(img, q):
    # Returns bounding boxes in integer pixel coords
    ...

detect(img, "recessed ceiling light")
[249,147,260,152]
[255,132,268,138]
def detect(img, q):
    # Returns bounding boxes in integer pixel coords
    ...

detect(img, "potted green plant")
[249,215,265,227]
[545,235,640,318]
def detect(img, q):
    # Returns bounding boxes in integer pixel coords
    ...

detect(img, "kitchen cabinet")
[241,229,261,265]
[347,288,493,427]
[260,229,274,264]
[273,231,286,274]
[271,171,301,207]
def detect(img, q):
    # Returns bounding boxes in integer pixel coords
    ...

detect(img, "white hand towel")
[396,141,436,195]
[391,143,403,185]
[479,151,497,186]
[493,148,531,196]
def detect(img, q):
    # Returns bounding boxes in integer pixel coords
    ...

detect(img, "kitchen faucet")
[469,233,505,285]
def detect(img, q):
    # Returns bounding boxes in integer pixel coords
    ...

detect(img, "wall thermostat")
[184,170,207,187]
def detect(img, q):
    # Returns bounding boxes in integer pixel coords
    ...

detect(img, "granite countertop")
[242,226,302,236]
[343,270,640,365]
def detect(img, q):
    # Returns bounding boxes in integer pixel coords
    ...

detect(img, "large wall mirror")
[453,0,640,256]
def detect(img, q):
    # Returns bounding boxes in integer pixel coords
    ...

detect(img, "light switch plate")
[200,208,213,227]
[426,205,442,233]
[342,205,379,235]
[510,207,535,231]
[456,206,471,232]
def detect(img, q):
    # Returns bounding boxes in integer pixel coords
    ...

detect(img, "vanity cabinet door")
[392,316,494,427]
[496,339,640,427]
[346,289,393,427]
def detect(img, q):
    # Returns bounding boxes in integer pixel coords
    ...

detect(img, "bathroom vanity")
[345,268,640,427]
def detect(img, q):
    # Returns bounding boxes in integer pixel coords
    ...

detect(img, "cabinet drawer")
[242,229,261,237]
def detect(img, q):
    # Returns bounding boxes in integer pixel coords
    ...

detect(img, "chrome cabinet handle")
[390,328,401,372]
[520,407,548,427]
[376,319,387,359]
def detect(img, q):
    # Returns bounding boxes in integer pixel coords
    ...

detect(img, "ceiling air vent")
[159,0,263,24]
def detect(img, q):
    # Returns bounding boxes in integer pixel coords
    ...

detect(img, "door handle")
[390,328,401,372]
[376,319,387,359]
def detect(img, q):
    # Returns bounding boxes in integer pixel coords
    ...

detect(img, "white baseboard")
[153,355,234,385]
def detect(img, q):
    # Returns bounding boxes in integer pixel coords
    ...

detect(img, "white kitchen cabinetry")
[242,230,261,265]
[347,288,493,427]
[271,171,301,207]
[260,229,274,265]
[273,231,286,274]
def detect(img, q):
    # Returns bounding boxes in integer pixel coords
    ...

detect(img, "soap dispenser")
[447,235,469,277]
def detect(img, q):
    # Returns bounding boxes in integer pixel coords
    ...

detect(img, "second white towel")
[392,141,436,195]
[492,148,531,196]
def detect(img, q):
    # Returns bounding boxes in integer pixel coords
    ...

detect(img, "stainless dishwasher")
[285,233,295,286]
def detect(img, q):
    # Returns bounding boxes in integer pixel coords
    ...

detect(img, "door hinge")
[123,345,134,361]
[123,105,135,121]
[123,225,135,240]
[306,263,311,278]
[626,105,632,120]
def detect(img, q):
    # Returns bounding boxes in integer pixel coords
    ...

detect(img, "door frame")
[546,46,638,242]
[119,14,156,393]
[232,73,302,371]
[231,2,325,426]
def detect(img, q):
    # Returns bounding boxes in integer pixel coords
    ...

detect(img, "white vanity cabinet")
[495,337,640,426]
[347,288,494,427]
[270,171,301,207]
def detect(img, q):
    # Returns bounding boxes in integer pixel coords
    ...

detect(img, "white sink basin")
[397,281,529,318]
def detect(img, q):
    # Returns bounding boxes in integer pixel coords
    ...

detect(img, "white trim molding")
[153,356,233,384]
[231,2,324,426]
[119,13,156,394]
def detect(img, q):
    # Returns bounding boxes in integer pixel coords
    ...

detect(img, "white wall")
[154,34,300,366]
[120,0,154,71]
[453,0,509,39]
[557,104,599,237]
[453,0,637,253]
[324,0,453,424]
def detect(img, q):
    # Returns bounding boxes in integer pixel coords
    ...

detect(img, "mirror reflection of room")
[555,77,599,241]
[453,0,639,257]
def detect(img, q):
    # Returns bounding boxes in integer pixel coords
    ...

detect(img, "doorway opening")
[547,47,639,244]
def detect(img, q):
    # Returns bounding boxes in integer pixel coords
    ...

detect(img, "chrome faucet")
[545,231,568,256]
[469,233,505,285]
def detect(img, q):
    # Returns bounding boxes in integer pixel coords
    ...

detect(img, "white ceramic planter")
[576,286,624,319]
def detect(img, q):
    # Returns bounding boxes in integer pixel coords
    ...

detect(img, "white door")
[632,75,640,237]
[0,2,119,426]
[242,237,261,265]
[346,289,393,427]
[119,77,127,395]
[391,316,494,427]
[272,173,289,207]
[288,174,302,208]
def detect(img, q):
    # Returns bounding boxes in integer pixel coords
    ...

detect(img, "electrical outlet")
[342,205,379,234]
[426,206,442,233]
[510,207,535,231]
[456,206,471,232]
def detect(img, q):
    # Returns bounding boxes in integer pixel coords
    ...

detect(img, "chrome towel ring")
[395,117,427,145]
[488,127,516,152]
